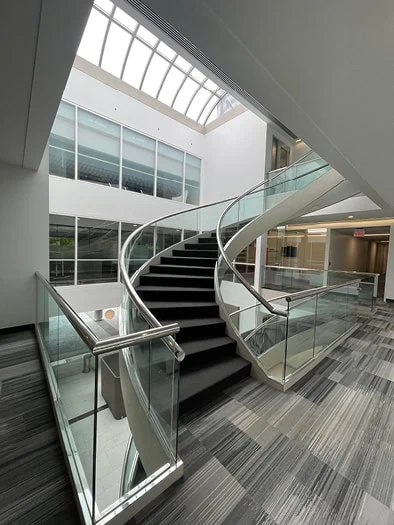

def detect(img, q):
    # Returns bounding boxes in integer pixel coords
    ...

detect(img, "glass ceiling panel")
[157,42,176,60]
[142,54,169,98]
[158,67,185,106]
[94,0,113,14]
[190,68,206,83]
[173,78,199,113]
[77,8,109,65]
[78,1,241,126]
[198,95,219,124]
[113,8,138,32]
[186,88,212,121]
[101,22,131,77]
[137,26,158,47]
[123,39,152,88]
[174,56,192,73]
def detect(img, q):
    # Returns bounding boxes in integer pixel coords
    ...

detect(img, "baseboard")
[0,323,34,335]
[386,298,394,303]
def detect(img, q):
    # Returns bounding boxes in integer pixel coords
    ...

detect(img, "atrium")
[1,1,394,524]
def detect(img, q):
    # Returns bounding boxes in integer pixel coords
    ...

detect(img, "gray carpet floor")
[134,303,394,525]
[0,326,80,524]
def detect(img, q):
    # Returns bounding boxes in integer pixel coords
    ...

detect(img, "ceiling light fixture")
[307,228,327,234]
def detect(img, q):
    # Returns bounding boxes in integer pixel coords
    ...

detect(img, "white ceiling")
[0,0,93,170]
[133,0,394,209]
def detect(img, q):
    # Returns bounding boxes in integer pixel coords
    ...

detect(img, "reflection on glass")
[50,214,75,285]
[157,143,183,200]
[50,215,75,259]
[77,260,118,284]
[185,154,201,205]
[50,261,75,286]
[122,129,155,194]
[156,227,182,253]
[78,218,119,259]
[78,109,120,186]
[49,101,75,179]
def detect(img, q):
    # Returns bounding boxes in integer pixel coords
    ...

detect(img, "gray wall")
[329,230,369,272]
[0,149,49,329]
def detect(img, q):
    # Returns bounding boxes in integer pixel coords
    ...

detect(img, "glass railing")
[216,151,331,322]
[244,278,374,383]
[262,265,378,295]
[215,150,377,385]
[35,273,182,524]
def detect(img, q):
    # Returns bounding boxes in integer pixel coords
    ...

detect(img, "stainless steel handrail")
[216,150,317,318]
[284,278,362,302]
[36,272,180,356]
[265,163,329,191]
[267,155,322,176]
[264,264,379,277]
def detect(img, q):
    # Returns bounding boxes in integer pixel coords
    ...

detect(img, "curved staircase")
[135,233,251,414]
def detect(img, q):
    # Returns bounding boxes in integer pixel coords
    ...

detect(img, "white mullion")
[196,92,215,123]
[98,7,115,68]
[74,216,78,285]
[154,140,158,197]
[202,96,222,126]
[138,39,160,91]
[119,125,123,189]
[120,32,136,80]
[118,222,122,282]
[182,151,186,203]
[184,85,201,117]
[74,104,78,180]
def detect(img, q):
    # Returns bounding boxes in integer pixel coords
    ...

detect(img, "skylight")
[77,0,239,126]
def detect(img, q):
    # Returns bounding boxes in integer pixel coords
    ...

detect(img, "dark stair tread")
[145,301,218,309]
[179,356,250,406]
[173,250,218,258]
[143,273,214,281]
[163,318,225,329]
[151,264,215,271]
[181,336,235,357]
[137,285,214,292]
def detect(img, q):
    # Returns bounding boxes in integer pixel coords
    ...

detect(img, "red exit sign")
[354,229,365,237]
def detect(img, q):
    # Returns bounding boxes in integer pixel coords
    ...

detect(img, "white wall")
[49,175,194,224]
[64,68,205,157]
[202,111,267,204]
[329,230,370,272]
[0,150,49,329]
[57,282,122,313]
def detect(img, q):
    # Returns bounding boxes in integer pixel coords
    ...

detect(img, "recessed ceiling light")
[348,215,354,219]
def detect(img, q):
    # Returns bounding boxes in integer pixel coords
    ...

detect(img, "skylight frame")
[77,1,239,126]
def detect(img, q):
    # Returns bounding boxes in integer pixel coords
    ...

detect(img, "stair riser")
[198,238,219,245]
[150,265,214,276]
[181,342,237,371]
[173,249,218,258]
[176,323,227,343]
[185,243,218,251]
[179,363,251,415]
[151,305,219,320]
[140,275,214,288]
[161,256,216,268]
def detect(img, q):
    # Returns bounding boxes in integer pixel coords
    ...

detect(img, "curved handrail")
[119,195,241,362]
[216,149,318,318]
[120,149,322,360]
